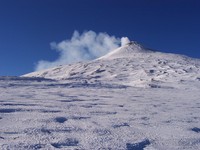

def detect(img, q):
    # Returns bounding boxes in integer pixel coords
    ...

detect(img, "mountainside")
[1,42,200,149]
[23,42,200,88]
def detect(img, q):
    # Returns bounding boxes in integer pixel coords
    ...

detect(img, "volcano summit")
[23,41,200,89]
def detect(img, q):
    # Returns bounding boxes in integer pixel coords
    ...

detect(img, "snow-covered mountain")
[23,41,200,88]
[1,41,200,149]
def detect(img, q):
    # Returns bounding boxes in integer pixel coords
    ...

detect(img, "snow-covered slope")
[1,42,200,149]
[23,42,200,88]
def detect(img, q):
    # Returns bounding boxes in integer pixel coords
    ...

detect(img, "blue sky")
[0,0,200,76]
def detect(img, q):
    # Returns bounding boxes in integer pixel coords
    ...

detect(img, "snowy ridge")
[98,41,151,59]
[23,42,200,88]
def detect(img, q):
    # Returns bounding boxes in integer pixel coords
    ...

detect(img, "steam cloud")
[35,30,129,71]
[121,37,130,46]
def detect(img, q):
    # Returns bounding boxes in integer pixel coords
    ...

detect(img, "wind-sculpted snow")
[0,78,200,149]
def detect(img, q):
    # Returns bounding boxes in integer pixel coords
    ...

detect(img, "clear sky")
[0,0,200,76]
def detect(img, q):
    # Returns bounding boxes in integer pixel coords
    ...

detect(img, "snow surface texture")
[0,42,200,149]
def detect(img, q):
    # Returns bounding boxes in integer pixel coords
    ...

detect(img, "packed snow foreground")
[1,41,200,149]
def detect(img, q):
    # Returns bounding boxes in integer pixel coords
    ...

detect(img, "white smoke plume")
[35,30,129,71]
[121,37,130,46]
